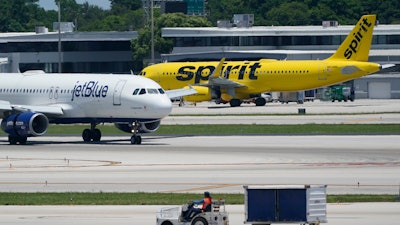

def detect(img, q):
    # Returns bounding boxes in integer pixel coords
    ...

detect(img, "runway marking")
[344,117,383,124]
[0,157,121,168]
[0,181,397,187]
[1,157,399,169]
[165,184,239,193]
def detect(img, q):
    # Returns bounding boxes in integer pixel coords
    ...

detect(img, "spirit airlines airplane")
[141,14,391,107]
[0,71,195,145]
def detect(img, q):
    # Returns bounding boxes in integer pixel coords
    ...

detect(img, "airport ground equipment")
[279,91,304,104]
[244,185,327,225]
[156,199,229,225]
[329,85,354,102]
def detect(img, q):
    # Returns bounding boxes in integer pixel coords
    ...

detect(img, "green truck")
[329,85,354,102]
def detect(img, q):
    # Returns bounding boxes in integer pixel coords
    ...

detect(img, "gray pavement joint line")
[0,182,398,187]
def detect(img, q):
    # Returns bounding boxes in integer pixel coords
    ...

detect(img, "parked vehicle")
[156,199,229,225]
[244,185,327,225]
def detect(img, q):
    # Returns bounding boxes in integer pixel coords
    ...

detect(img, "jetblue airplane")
[0,71,194,145]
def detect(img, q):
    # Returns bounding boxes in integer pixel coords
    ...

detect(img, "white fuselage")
[0,72,172,124]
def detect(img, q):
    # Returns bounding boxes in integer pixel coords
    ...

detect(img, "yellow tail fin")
[328,15,376,62]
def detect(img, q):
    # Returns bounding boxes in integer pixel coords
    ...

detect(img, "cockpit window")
[133,88,164,95]
[147,88,158,94]
[139,88,146,95]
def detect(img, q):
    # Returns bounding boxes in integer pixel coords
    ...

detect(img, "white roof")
[0,31,138,42]
[162,24,400,37]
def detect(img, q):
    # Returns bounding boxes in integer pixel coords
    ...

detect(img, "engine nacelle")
[183,86,212,102]
[1,112,49,137]
[114,120,161,134]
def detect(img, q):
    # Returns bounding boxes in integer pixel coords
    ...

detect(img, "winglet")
[210,57,226,78]
[328,15,376,62]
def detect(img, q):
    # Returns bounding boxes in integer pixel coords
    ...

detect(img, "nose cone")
[156,95,173,118]
[145,95,172,119]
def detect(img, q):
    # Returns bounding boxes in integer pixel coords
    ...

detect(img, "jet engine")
[114,120,161,134]
[183,86,213,102]
[1,112,49,137]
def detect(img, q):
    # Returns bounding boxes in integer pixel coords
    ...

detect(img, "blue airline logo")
[71,81,109,101]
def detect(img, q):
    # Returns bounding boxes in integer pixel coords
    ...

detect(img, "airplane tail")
[327,15,376,62]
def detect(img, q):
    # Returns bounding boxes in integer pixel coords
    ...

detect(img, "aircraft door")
[48,86,59,103]
[113,80,127,105]
[318,63,327,80]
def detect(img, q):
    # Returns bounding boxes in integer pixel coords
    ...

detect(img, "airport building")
[0,29,137,74]
[0,16,399,99]
[161,17,400,99]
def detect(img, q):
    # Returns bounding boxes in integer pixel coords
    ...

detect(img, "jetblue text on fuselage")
[71,81,109,101]
[344,17,373,59]
[176,62,262,83]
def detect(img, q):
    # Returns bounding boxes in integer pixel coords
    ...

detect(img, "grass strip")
[0,193,398,205]
[155,124,400,135]
[1,124,397,136]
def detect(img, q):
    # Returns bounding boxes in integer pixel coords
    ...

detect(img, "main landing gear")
[229,98,242,107]
[82,122,101,142]
[81,122,143,144]
[8,135,27,145]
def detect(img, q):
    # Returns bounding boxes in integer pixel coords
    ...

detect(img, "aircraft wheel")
[19,136,27,145]
[191,217,208,225]
[229,99,242,107]
[82,129,92,142]
[8,136,18,145]
[130,135,142,145]
[92,129,102,142]
[161,221,173,225]
[255,97,267,106]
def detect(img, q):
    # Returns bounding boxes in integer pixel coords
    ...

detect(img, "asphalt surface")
[1,204,399,225]
[165,99,400,124]
[0,99,399,225]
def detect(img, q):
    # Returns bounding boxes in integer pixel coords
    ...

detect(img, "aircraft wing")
[165,86,197,99]
[200,76,247,88]
[201,57,247,88]
[0,100,64,118]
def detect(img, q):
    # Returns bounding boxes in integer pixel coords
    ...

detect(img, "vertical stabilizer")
[328,15,376,61]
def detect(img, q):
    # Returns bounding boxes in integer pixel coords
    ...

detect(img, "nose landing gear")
[130,121,142,145]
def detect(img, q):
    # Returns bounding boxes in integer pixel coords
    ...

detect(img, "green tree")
[131,13,212,71]
[0,0,48,32]
[74,3,108,31]
[55,0,80,25]
[266,2,311,25]
[111,0,142,11]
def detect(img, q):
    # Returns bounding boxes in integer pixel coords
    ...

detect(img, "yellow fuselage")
[142,59,380,100]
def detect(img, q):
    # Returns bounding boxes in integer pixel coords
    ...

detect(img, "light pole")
[151,0,154,64]
[58,1,62,73]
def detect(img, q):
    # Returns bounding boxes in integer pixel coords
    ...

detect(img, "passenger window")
[133,88,140,95]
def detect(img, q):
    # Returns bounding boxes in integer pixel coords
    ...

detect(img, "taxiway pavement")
[1,203,399,225]
[0,99,399,225]
[0,135,399,194]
